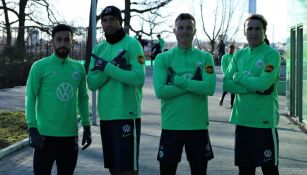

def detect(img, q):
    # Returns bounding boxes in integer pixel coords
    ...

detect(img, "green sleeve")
[223,55,250,94]
[153,54,185,99]
[160,39,165,49]
[235,51,281,91]
[221,55,227,74]
[25,63,40,128]
[104,42,145,86]
[78,66,90,126]
[173,54,216,96]
[87,54,111,91]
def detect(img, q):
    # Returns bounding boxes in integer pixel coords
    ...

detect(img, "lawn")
[0,111,28,149]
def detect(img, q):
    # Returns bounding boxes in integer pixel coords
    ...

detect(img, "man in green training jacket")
[153,13,216,175]
[157,34,165,52]
[223,14,280,175]
[219,44,235,108]
[25,24,91,175]
[87,5,145,175]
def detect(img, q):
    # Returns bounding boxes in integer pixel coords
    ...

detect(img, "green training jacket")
[221,53,233,75]
[153,46,216,130]
[87,35,145,120]
[26,54,90,136]
[223,43,281,128]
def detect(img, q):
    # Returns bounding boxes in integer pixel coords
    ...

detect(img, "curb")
[0,138,29,160]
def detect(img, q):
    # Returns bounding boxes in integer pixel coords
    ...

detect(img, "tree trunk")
[15,0,28,59]
[1,0,12,46]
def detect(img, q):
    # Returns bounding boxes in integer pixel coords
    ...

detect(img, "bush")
[0,111,28,149]
[0,60,33,89]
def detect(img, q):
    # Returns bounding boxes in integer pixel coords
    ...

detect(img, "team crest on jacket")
[265,64,274,72]
[137,55,145,64]
[256,60,264,67]
[205,65,214,74]
[72,72,80,80]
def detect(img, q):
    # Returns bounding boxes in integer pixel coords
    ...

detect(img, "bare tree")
[0,0,17,45]
[0,0,59,60]
[199,0,246,54]
[134,7,172,39]
[123,0,172,35]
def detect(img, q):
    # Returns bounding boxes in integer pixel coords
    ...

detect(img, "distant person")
[157,34,165,52]
[153,13,215,175]
[137,34,146,49]
[150,41,161,61]
[217,39,225,66]
[87,5,146,175]
[223,14,280,175]
[219,44,236,108]
[25,24,91,174]
[150,34,165,61]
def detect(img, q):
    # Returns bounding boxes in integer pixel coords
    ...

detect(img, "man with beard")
[153,13,215,175]
[87,6,145,175]
[25,24,92,175]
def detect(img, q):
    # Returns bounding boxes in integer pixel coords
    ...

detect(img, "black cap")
[100,6,122,24]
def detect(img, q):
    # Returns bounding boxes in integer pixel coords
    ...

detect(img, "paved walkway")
[0,67,307,175]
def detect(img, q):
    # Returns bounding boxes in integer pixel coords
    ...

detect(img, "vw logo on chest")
[56,83,74,101]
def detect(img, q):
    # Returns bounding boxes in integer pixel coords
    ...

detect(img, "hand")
[91,54,108,71]
[192,66,202,81]
[82,125,92,150]
[256,84,274,95]
[111,50,131,70]
[233,72,242,82]
[166,67,175,84]
[29,127,43,150]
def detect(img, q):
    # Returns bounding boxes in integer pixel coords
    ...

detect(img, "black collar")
[105,27,126,44]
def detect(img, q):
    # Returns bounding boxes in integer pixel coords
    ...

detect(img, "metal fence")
[0,26,105,62]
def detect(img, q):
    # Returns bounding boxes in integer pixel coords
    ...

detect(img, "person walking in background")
[150,34,165,62]
[216,39,225,66]
[87,5,146,175]
[153,13,215,175]
[219,44,236,108]
[223,14,280,175]
[25,24,92,175]
[157,34,165,52]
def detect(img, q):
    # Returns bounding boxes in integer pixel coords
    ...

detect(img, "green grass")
[0,111,28,149]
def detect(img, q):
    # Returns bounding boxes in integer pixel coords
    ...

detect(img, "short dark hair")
[229,44,235,49]
[175,13,196,25]
[52,24,73,38]
[244,14,267,32]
